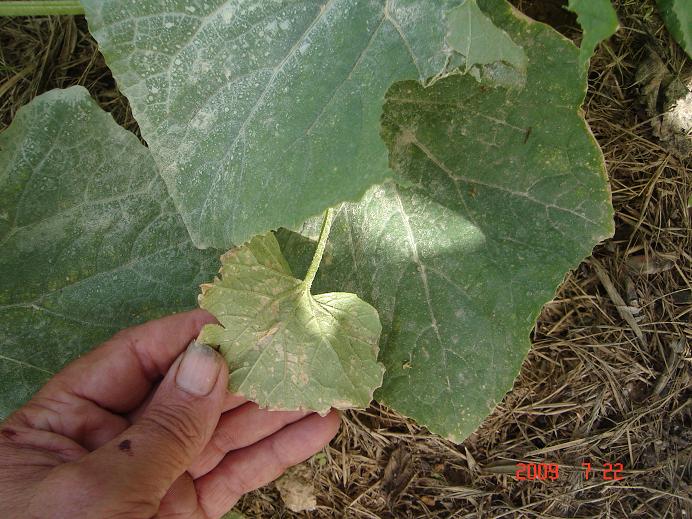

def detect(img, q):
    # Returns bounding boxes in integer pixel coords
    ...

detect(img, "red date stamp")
[515,461,624,481]
[515,462,560,481]
[581,461,624,480]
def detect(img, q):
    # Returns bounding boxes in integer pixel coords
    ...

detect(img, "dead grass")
[1,1,689,517]
[0,14,137,134]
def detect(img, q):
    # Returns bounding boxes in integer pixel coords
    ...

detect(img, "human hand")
[0,310,340,518]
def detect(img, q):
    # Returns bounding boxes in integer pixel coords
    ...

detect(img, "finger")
[222,392,249,413]
[195,411,340,518]
[0,424,87,464]
[8,389,131,451]
[45,309,216,413]
[157,473,202,519]
[189,404,310,478]
[67,342,228,514]
[0,427,87,517]
[128,387,247,424]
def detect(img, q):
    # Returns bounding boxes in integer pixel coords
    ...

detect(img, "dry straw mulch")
[1,1,689,517]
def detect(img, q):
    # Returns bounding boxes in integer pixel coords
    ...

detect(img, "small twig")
[652,339,683,396]
[592,258,648,347]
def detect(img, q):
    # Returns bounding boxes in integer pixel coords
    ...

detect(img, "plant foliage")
[0,0,615,441]
[198,232,384,415]
[567,0,619,70]
[656,0,692,58]
[280,0,614,440]
[0,87,219,416]
[79,0,527,249]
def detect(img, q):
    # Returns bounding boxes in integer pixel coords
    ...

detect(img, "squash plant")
[0,0,617,442]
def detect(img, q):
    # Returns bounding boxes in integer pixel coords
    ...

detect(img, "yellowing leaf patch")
[198,232,384,414]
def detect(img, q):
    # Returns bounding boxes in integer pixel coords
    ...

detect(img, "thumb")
[85,341,227,501]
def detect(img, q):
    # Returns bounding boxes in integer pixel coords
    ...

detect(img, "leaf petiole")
[302,207,335,291]
[0,1,83,16]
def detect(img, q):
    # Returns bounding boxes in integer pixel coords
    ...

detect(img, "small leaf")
[567,0,619,69]
[656,0,692,58]
[198,232,384,414]
[220,512,247,519]
[0,87,219,418]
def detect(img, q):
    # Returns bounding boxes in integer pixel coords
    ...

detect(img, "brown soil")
[1,1,689,517]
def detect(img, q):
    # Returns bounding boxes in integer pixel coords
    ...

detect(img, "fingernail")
[176,341,222,396]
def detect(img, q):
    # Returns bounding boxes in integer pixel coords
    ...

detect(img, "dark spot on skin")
[118,439,132,454]
[1,428,17,440]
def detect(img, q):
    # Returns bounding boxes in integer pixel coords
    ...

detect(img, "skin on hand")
[0,310,340,519]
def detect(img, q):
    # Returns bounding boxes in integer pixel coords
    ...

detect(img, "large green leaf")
[198,232,384,414]
[0,87,219,418]
[656,0,692,58]
[567,0,619,70]
[80,0,525,249]
[280,0,614,441]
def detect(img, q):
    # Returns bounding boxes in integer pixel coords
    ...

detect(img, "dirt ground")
[1,0,690,517]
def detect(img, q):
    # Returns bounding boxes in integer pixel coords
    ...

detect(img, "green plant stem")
[303,207,335,291]
[0,1,84,16]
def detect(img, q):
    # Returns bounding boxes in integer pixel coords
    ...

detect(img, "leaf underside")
[198,233,384,415]
[656,0,692,58]
[280,0,614,442]
[0,87,219,418]
[80,0,526,249]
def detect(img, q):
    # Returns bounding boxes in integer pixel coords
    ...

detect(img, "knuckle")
[226,465,257,497]
[201,463,253,505]
[142,403,204,450]
[211,424,240,453]
[267,435,291,472]
[5,407,34,429]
